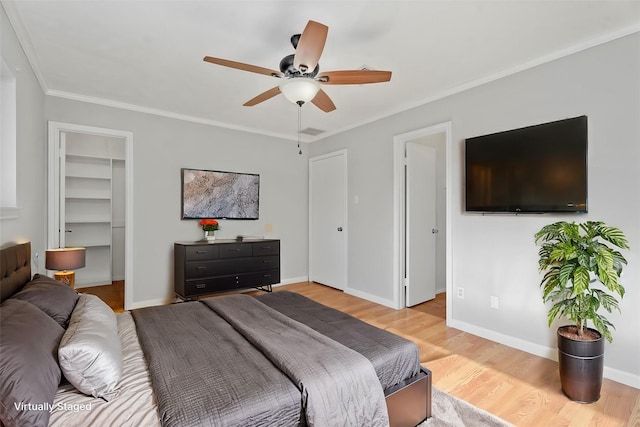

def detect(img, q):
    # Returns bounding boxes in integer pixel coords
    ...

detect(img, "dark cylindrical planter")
[557,326,604,403]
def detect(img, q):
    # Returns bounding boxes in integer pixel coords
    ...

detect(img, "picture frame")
[181,168,260,220]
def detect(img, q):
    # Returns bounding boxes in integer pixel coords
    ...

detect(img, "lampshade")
[45,248,86,271]
[279,78,320,104]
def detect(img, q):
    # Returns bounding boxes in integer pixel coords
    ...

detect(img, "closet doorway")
[47,122,133,310]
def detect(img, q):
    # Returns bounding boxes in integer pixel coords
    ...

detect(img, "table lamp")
[45,247,86,288]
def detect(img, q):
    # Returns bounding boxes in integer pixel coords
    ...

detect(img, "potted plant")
[534,221,629,403]
[200,219,219,241]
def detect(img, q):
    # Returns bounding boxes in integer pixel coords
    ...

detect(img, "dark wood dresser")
[174,239,280,299]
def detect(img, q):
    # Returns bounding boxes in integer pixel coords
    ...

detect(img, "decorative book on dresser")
[174,239,280,299]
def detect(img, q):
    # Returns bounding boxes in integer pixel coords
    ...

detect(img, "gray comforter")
[256,291,421,390]
[132,292,418,426]
[132,302,303,427]
[204,294,389,427]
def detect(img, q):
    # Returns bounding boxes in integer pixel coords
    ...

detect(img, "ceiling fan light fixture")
[279,78,320,104]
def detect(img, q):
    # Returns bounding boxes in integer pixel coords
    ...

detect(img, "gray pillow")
[58,294,122,400]
[11,274,79,328]
[0,299,64,427]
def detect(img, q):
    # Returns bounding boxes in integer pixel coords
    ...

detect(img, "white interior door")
[406,142,436,306]
[309,151,347,290]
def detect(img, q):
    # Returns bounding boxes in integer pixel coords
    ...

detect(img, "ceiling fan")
[203,20,392,112]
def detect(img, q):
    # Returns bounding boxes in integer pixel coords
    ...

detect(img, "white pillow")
[58,294,122,400]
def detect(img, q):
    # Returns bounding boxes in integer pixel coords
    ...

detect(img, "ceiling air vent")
[300,127,326,136]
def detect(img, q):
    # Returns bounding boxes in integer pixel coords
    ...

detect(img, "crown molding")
[1,0,49,93]
[46,89,302,142]
[310,24,640,143]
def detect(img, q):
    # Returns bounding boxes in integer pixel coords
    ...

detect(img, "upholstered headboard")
[0,242,31,302]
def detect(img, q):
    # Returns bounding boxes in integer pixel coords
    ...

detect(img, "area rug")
[420,386,513,427]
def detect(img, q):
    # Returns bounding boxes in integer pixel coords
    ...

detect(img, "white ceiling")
[3,1,640,142]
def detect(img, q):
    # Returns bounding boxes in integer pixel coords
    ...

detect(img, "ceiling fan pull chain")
[297,102,303,155]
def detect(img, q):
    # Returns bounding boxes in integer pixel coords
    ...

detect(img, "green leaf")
[547,301,565,326]
[591,314,614,343]
[595,290,620,313]
[595,247,614,272]
[599,226,630,250]
[558,263,574,287]
[572,266,590,295]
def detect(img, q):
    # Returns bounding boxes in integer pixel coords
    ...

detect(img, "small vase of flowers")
[200,219,219,241]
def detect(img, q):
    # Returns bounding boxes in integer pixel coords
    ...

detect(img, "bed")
[0,242,431,427]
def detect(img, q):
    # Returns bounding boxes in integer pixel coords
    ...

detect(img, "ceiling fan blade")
[243,86,281,106]
[318,70,392,85]
[293,20,328,73]
[311,89,336,112]
[204,56,283,78]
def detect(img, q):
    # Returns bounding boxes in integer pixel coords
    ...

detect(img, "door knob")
[432,228,439,234]
[337,227,343,232]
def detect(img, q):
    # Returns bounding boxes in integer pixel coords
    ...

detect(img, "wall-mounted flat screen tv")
[181,168,260,220]
[465,116,588,213]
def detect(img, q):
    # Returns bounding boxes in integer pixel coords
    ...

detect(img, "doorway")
[393,122,452,316]
[309,150,347,290]
[47,122,133,310]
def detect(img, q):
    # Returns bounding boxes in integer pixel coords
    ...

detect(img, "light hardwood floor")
[78,280,124,313]
[84,281,639,426]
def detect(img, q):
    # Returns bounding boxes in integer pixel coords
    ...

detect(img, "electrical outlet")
[457,287,464,299]
[33,252,40,272]
[491,296,500,309]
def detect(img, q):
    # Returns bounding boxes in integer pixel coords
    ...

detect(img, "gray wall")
[44,97,310,305]
[0,5,46,269]
[309,33,640,385]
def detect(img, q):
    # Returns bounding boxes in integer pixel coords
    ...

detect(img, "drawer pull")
[195,250,208,254]
[262,260,271,263]
[264,274,271,278]
[195,266,207,270]
[229,248,241,252]
[195,283,206,289]
[261,246,271,249]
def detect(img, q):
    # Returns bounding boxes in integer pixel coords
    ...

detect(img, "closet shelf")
[65,218,112,224]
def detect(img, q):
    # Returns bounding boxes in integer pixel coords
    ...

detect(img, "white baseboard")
[127,297,175,310]
[603,366,640,389]
[279,276,309,286]
[127,276,310,310]
[344,286,397,309]
[449,319,640,389]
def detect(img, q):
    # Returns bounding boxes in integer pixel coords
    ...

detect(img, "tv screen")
[465,116,587,213]
[181,168,260,219]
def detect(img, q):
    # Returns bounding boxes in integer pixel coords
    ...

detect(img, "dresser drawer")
[185,245,219,261]
[237,269,280,287]
[219,243,253,258]
[250,255,279,271]
[184,276,240,296]
[252,241,280,256]
[185,256,279,279]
